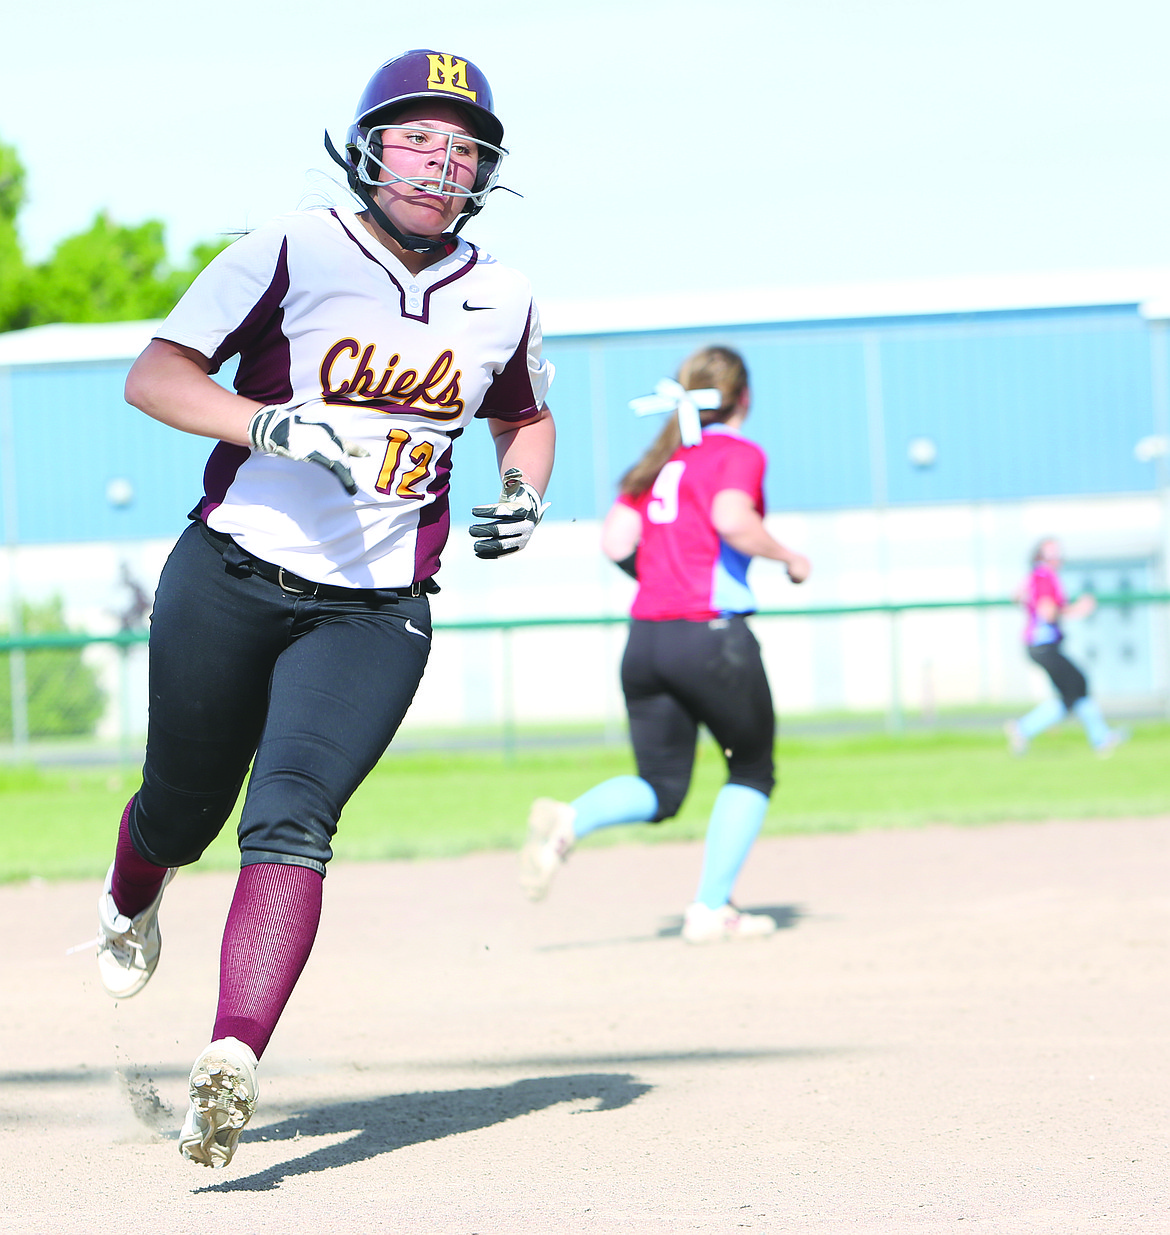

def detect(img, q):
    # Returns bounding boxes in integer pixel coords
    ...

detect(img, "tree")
[0,138,30,329]
[0,134,229,332]
[0,221,28,330]
[26,212,226,325]
[0,136,24,224]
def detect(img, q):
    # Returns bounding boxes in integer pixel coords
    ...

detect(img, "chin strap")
[324,130,455,255]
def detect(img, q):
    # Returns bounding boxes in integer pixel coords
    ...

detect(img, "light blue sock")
[1017,696,1066,740]
[1072,697,1112,749]
[694,784,770,910]
[570,776,658,838]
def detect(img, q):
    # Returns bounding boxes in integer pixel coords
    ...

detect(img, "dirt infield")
[3,816,1168,1234]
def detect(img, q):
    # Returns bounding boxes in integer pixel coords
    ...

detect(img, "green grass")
[2,722,1168,883]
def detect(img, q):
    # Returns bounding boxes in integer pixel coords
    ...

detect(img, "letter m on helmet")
[426,54,478,101]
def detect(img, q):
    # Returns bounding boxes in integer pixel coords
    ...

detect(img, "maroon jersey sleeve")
[475,303,551,423]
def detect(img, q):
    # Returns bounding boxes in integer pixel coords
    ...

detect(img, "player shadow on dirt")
[657,903,801,939]
[194,1072,651,1194]
[536,902,802,951]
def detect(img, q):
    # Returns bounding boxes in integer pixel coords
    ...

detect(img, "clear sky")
[5,0,1170,305]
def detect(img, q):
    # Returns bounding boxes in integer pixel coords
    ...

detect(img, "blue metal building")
[2,275,1168,727]
[1,273,1167,546]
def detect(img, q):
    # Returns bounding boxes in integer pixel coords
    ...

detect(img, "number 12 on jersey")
[377,428,434,499]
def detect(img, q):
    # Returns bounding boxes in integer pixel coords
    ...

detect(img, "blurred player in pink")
[1004,538,1126,756]
[520,345,809,942]
[92,50,554,1168]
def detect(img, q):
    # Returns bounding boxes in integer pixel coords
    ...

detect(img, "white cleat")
[179,1037,259,1169]
[520,798,577,902]
[682,902,778,944]
[1094,728,1129,758]
[1003,719,1028,757]
[96,864,176,999]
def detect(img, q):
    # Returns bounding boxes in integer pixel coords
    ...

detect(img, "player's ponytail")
[619,346,750,497]
[619,416,684,498]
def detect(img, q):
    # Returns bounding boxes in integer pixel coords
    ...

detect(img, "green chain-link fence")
[2,591,1167,761]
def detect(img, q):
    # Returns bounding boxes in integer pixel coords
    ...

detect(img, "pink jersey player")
[519,345,811,943]
[1005,538,1126,757]
[1020,557,1067,648]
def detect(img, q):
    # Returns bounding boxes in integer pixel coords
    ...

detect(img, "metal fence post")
[500,625,516,761]
[7,634,28,751]
[0,366,29,753]
[118,640,132,767]
[603,619,625,745]
[887,607,904,733]
[1146,318,1170,717]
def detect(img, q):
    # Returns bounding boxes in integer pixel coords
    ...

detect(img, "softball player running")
[93,49,554,1168]
[520,345,809,942]
[1004,538,1126,756]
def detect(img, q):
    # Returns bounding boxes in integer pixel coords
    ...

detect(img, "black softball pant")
[128,522,432,876]
[621,616,775,822]
[1026,642,1088,710]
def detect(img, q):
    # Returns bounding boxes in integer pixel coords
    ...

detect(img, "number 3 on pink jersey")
[647,460,685,524]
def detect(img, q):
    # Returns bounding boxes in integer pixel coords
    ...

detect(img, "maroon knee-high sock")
[212,862,324,1060]
[110,797,170,918]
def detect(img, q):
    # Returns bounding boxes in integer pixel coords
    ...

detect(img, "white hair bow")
[628,379,722,447]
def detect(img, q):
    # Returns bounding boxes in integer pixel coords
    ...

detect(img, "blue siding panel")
[537,342,601,522]
[11,362,213,544]
[737,333,872,510]
[880,313,1156,505]
[1,303,1161,545]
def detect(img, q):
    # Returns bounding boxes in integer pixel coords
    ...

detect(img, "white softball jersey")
[157,207,553,588]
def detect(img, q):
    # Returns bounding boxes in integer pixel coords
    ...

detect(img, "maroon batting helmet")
[349,49,504,149]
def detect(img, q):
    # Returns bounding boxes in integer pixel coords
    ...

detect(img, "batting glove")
[248,404,368,495]
[469,468,550,558]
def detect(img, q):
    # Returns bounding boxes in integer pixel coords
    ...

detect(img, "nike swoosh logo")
[462,301,495,311]
[404,619,429,638]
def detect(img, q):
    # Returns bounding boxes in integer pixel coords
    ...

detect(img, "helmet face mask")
[350,121,506,211]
